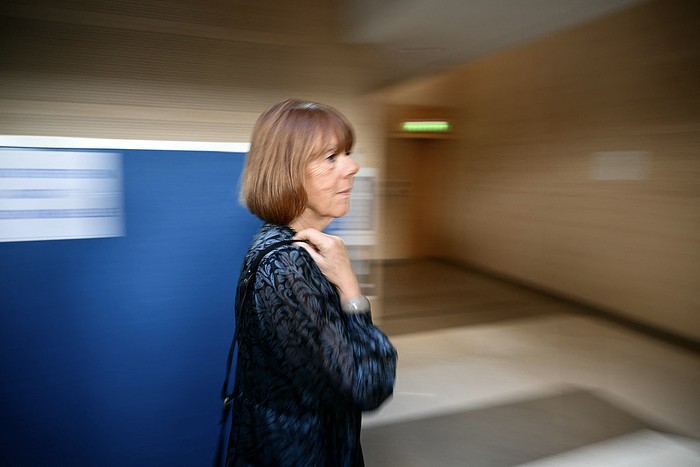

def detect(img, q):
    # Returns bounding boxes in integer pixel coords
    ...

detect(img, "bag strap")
[213,238,305,467]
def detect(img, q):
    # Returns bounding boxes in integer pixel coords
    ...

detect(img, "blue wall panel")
[0,148,259,466]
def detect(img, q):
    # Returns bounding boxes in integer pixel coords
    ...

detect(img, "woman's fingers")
[293,228,360,301]
[296,240,321,262]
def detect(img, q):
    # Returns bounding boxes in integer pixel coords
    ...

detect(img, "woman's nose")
[345,155,360,176]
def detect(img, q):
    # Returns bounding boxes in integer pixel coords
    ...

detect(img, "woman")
[225,99,397,466]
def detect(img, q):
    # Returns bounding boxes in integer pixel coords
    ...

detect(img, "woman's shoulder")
[251,223,294,248]
[246,223,309,270]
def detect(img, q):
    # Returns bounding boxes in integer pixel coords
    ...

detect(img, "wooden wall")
[379,0,700,341]
[0,0,385,167]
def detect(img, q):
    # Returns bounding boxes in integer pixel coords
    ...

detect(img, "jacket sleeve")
[254,246,397,411]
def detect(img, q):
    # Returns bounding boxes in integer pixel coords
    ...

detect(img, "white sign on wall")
[0,148,124,242]
[590,151,651,180]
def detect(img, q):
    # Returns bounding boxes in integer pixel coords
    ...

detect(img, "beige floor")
[362,259,700,466]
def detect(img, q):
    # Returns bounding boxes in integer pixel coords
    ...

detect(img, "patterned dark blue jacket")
[226,223,397,466]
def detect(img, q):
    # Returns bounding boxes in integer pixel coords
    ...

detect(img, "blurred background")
[1,0,699,465]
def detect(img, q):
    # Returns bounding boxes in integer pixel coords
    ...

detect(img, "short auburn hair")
[240,99,355,225]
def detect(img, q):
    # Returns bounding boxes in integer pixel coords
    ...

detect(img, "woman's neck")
[289,212,330,232]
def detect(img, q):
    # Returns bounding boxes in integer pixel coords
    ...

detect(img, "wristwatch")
[341,295,371,314]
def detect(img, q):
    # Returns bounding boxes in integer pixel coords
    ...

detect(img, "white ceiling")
[341,0,647,85]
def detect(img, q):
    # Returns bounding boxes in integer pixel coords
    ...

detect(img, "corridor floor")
[361,259,700,466]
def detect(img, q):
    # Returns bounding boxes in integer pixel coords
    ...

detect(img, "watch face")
[344,295,370,313]
[358,295,370,311]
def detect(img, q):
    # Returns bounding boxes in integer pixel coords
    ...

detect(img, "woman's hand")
[293,228,361,303]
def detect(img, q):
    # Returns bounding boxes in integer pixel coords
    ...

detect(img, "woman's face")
[294,136,359,231]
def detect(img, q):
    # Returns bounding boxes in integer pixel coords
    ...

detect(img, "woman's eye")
[326,153,337,162]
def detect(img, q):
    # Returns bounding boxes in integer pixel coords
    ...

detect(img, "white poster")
[0,149,124,242]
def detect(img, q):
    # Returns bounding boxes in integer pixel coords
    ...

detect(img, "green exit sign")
[402,121,451,132]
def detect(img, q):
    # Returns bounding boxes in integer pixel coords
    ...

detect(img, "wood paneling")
[378,0,700,341]
[0,1,383,148]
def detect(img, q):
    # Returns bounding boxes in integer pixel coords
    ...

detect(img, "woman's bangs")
[321,112,354,154]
